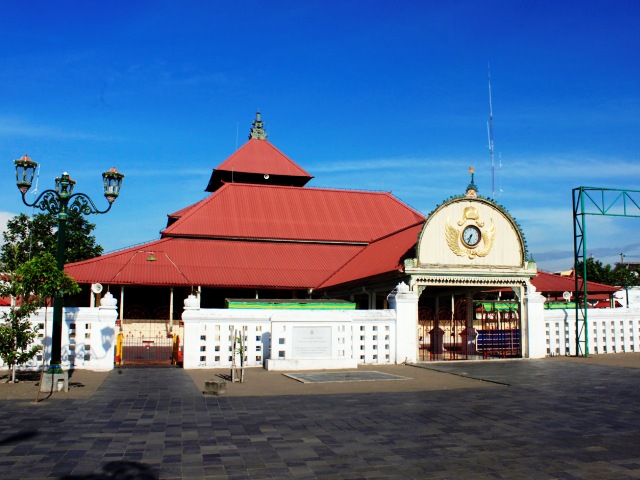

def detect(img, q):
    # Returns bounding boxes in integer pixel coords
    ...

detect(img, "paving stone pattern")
[1,361,640,479]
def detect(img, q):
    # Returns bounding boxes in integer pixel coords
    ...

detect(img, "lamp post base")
[40,368,68,393]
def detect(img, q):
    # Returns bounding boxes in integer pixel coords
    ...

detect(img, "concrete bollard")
[40,371,69,393]
[204,379,226,396]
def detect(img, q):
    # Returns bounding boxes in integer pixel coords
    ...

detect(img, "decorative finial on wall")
[466,166,478,198]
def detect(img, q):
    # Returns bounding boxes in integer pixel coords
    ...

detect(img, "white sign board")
[292,326,332,358]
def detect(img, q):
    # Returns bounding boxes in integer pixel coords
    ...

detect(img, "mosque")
[65,113,618,362]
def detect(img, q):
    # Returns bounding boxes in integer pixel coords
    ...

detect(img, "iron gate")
[477,302,521,358]
[418,299,521,361]
[418,299,468,361]
[121,332,174,366]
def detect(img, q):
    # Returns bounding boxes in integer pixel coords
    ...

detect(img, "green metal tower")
[573,187,640,356]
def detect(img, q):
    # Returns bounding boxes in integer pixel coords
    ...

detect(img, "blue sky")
[1,1,639,273]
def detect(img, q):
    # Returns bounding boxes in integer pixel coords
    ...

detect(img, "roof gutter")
[160,234,369,246]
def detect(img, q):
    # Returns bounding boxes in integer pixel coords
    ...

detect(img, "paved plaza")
[1,356,640,479]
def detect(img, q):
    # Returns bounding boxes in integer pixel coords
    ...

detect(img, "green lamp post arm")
[68,193,113,215]
[20,189,65,215]
[20,190,114,217]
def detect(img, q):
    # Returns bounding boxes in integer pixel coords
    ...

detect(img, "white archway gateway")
[404,171,540,361]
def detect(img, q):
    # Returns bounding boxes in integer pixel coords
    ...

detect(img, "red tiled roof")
[594,300,623,308]
[320,224,422,288]
[168,197,207,220]
[65,237,365,288]
[531,270,620,295]
[215,139,313,178]
[68,178,426,290]
[161,183,425,243]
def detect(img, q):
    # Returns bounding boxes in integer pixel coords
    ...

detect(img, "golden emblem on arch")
[445,208,496,259]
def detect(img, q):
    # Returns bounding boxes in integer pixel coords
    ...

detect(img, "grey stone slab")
[283,370,410,383]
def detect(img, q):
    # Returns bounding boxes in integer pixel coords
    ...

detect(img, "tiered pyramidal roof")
[66,113,425,289]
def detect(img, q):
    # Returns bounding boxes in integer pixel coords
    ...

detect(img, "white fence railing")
[543,308,640,356]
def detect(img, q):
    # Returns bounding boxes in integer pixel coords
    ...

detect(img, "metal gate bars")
[418,299,468,361]
[477,302,521,358]
[418,300,521,361]
[117,332,175,366]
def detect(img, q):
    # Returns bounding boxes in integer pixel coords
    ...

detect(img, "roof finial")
[249,110,267,140]
[466,166,478,198]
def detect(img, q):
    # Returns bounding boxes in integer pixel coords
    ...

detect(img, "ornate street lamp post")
[14,154,124,370]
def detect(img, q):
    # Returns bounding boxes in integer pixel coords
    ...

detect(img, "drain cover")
[283,371,410,384]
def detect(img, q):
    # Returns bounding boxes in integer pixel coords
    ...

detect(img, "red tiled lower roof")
[531,270,620,295]
[320,224,422,288]
[67,239,621,295]
[65,237,365,289]
[593,300,623,308]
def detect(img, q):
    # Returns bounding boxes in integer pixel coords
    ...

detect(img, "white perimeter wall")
[181,307,399,370]
[0,304,118,372]
[542,307,640,356]
[3,289,640,372]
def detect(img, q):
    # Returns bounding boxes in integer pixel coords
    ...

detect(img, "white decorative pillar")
[119,286,124,321]
[95,292,118,371]
[525,283,547,358]
[182,294,201,369]
[388,282,419,363]
[169,287,174,321]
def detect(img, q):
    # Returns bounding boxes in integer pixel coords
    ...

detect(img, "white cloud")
[0,116,116,141]
[0,211,17,246]
[122,166,212,178]
[312,152,640,194]
[312,156,468,174]
[505,153,640,182]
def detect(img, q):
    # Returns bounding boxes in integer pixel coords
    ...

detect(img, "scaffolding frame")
[573,186,640,356]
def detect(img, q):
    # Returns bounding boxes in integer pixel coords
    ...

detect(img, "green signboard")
[226,299,356,310]
[477,302,519,312]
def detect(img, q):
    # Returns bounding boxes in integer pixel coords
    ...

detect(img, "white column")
[387,282,419,363]
[182,294,201,369]
[119,286,124,321]
[525,282,547,358]
[94,292,118,371]
[169,287,174,321]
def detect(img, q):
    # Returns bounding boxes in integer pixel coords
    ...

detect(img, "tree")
[0,211,104,272]
[576,257,614,285]
[576,257,640,288]
[612,264,640,289]
[0,253,80,383]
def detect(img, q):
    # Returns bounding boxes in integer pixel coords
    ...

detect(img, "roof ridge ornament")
[249,110,268,140]
[466,166,478,198]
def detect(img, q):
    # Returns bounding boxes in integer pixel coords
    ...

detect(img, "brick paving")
[1,358,640,479]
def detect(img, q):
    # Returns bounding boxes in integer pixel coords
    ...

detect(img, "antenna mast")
[487,65,496,198]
